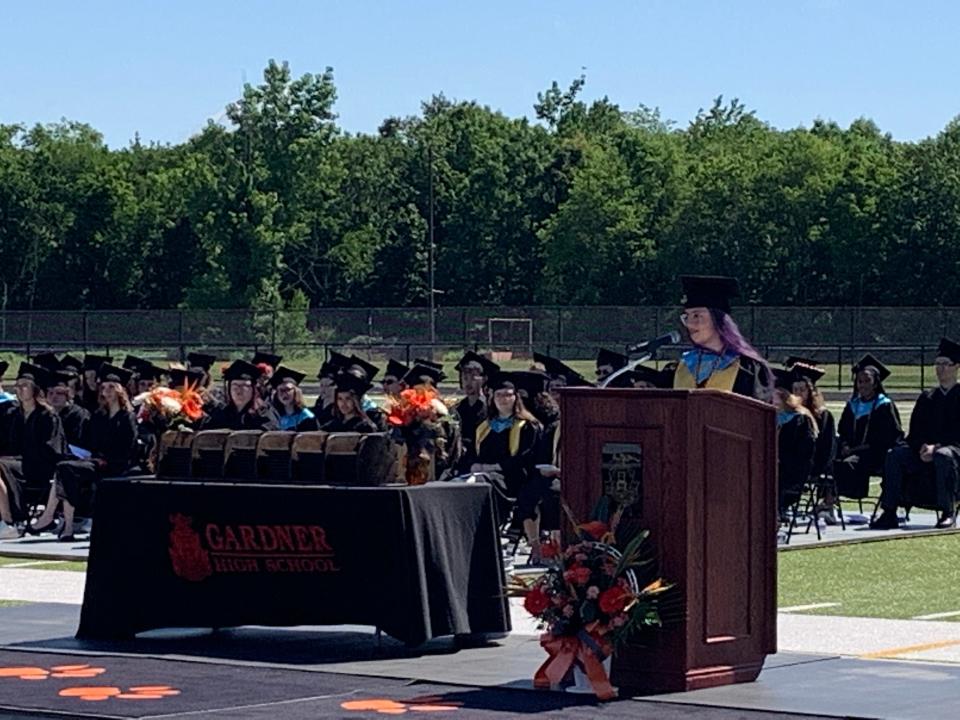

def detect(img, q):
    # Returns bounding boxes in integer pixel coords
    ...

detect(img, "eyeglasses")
[680,310,710,327]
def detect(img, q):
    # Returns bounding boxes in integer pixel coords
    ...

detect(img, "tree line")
[2,59,960,313]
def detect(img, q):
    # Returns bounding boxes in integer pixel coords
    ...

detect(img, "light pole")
[428,144,436,350]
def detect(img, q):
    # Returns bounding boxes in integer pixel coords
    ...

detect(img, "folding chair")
[257,431,296,483]
[157,430,194,478]
[323,433,364,486]
[190,429,232,479]
[291,431,328,484]
[223,430,263,480]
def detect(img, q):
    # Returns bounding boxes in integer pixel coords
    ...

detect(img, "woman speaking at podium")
[671,275,772,402]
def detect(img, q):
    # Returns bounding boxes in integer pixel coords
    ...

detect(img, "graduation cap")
[631,364,670,388]
[348,355,380,382]
[222,359,263,382]
[136,364,165,382]
[270,366,306,388]
[0,360,7,379]
[680,275,740,313]
[16,362,49,386]
[488,370,550,401]
[789,362,825,386]
[97,363,134,386]
[82,354,112,372]
[252,351,283,370]
[412,357,445,382]
[334,370,372,397]
[534,352,591,387]
[455,351,499,377]
[403,364,444,387]
[46,370,76,389]
[852,353,891,382]
[773,368,796,391]
[596,348,628,372]
[186,352,216,371]
[169,367,206,389]
[936,337,960,364]
[60,355,83,374]
[33,352,61,372]
[384,358,410,382]
[122,355,156,375]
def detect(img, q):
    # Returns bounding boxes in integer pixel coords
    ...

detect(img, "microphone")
[627,331,681,355]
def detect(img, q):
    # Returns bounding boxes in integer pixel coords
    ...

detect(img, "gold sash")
[475,419,526,456]
[673,357,741,392]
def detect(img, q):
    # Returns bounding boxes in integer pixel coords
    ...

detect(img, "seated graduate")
[45,369,90,448]
[595,348,628,384]
[453,351,500,474]
[773,368,818,517]
[252,351,282,402]
[203,360,280,431]
[313,357,344,427]
[270,366,319,432]
[32,363,137,541]
[671,275,772,401]
[872,338,960,530]
[186,352,217,390]
[471,371,542,507]
[79,354,112,413]
[834,354,903,502]
[533,352,593,400]
[784,357,839,523]
[381,358,409,399]
[0,364,67,539]
[320,370,379,433]
[344,354,389,431]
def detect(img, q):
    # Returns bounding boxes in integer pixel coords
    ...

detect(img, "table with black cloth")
[77,479,511,645]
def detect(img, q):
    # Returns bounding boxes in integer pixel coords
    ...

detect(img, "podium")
[559,388,777,694]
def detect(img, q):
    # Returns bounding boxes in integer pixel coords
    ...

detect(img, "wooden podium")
[559,388,777,694]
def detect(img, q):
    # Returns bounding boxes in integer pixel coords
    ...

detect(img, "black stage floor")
[0,603,953,719]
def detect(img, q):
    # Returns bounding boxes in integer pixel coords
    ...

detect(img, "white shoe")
[0,521,20,540]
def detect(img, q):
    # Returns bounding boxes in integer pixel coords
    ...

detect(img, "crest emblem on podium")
[601,443,643,509]
[168,514,212,582]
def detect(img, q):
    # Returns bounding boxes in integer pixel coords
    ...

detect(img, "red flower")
[540,540,559,559]
[524,586,550,616]
[579,521,609,540]
[563,564,592,585]
[599,587,632,615]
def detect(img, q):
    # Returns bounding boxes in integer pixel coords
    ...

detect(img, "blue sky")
[2,1,958,147]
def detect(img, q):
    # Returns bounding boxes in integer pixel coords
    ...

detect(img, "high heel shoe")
[26,520,58,536]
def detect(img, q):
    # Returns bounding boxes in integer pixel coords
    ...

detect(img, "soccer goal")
[487,317,534,360]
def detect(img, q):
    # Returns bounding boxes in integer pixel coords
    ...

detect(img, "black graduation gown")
[312,400,336,428]
[516,419,561,527]
[79,386,100,414]
[812,409,838,478]
[204,402,280,431]
[906,385,960,453]
[0,398,17,455]
[475,419,540,498]
[778,413,816,512]
[835,397,903,498]
[320,414,378,434]
[0,405,66,522]
[454,396,486,473]
[58,403,90,447]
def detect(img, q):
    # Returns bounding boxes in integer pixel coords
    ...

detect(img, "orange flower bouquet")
[135,381,205,430]
[386,385,450,484]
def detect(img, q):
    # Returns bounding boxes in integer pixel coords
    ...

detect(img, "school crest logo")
[168,514,212,582]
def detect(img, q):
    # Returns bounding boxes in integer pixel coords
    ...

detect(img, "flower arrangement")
[385,385,451,484]
[524,510,672,700]
[135,381,205,430]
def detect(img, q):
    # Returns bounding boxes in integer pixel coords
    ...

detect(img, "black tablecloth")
[77,479,510,645]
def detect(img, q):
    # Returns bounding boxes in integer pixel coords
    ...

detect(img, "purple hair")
[691,309,773,397]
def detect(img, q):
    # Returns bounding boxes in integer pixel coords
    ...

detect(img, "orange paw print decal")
[0,664,106,681]
[59,685,181,702]
[342,695,463,714]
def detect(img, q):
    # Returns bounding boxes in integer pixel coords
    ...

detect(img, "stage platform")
[0,602,957,719]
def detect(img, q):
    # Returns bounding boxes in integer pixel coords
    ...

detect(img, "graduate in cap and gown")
[454,351,500,473]
[45,370,90,448]
[471,371,542,522]
[0,364,67,537]
[313,355,346,428]
[346,355,388,431]
[270,367,319,432]
[320,370,379,434]
[204,360,279,431]
[32,363,138,541]
[382,358,409,398]
[834,354,903,502]
[252,352,282,401]
[186,352,217,389]
[79,354,112,413]
[873,338,960,529]
[595,348,628,383]
[671,276,772,401]
[772,368,818,516]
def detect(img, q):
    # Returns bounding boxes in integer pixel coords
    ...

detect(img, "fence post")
[920,345,925,390]
[271,310,278,352]
[462,308,468,343]
[556,308,563,345]
[178,310,185,361]
[837,345,843,392]
[750,306,757,343]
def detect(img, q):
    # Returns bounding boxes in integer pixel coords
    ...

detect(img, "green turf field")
[779,534,960,621]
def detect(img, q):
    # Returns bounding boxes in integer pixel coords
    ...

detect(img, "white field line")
[911,610,960,620]
[779,602,841,613]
